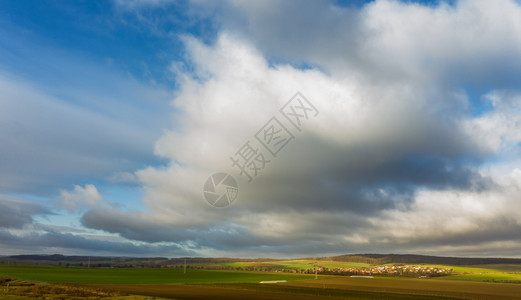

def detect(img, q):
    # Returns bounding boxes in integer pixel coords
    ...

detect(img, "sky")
[1,0,521,258]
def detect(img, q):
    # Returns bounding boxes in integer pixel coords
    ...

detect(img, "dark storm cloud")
[239,131,493,216]
[81,208,193,243]
[391,216,521,247]
[79,198,374,252]
[0,195,51,228]
[0,229,187,256]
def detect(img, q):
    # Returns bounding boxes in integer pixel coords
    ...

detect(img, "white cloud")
[106,0,521,256]
[465,90,521,154]
[212,0,521,87]
[60,184,108,212]
[74,28,500,255]
[367,166,521,255]
[113,0,175,10]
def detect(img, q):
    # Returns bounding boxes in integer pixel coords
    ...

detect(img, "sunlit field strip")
[0,265,315,284]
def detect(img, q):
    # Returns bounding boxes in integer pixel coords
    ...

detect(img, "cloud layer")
[2,0,521,257]
[68,0,521,257]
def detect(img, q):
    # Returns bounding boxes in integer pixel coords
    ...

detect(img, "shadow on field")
[79,282,460,300]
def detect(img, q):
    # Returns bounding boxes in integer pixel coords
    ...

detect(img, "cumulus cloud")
[214,0,521,87]
[465,90,521,154]
[79,8,521,255]
[367,168,521,254]
[60,184,109,212]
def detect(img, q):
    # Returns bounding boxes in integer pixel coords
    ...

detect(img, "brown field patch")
[78,282,458,300]
[0,277,127,299]
[282,276,521,299]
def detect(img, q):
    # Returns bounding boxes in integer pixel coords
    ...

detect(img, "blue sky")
[1,0,195,85]
[1,0,521,258]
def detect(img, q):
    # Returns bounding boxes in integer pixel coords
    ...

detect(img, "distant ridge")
[2,253,521,266]
[1,254,167,262]
[0,254,280,265]
[323,254,521,265]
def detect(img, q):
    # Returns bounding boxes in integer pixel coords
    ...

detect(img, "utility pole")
[184,258,186,274]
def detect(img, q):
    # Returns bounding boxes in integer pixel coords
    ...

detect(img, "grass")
[474,264,521,272]
[443,273,521,282]
[3,264,521,299]
[410,264,521,283]
[4,262,521,285]
[91,282,459,300]
[376,263,521,283]
[276,259,371,269]
[0,277,167,300]
[284,276,521,299]
[216,260,371,270]
[0,265,314,284]
[208,282,460,299]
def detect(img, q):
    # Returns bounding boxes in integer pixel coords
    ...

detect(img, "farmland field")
[81,282,459,300]
[443,273,521,282]
[2,264,521,299]
[282,276,521,299]
[195,259,371,270]
[207,260,521,284]
[414,264,521,283]
[225,259,371,269]
[0,265,314,284]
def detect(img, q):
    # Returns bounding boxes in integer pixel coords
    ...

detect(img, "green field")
[283,276,521,299]
[4,262,521,285]
[443,273,521,282]
[0,265,314,284]
[2,264,521,299]
[218,259,371,270]
[197,260,521,284]
[408,264,521,283]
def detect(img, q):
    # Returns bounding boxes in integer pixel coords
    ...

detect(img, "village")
[277,265,453,278]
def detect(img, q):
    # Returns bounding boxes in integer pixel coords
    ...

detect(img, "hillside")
[324,254,521,265]
[2,253,520,267]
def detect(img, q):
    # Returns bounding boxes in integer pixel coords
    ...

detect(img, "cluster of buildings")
[324,265,453,277]
[279,265,453,278]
